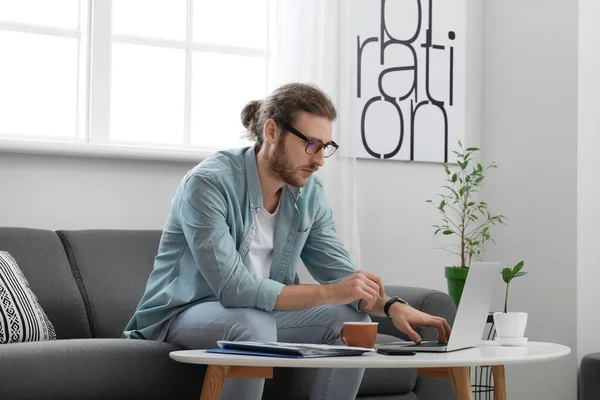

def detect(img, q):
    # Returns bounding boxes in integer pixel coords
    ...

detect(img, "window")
[0,0,271,155]
[0,0,86,140]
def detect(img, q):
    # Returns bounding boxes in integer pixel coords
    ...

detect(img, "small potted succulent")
[493,261,528,343]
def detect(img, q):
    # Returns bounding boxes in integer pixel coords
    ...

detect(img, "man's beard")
[267,140,318,187]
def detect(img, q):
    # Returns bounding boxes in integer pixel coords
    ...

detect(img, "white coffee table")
[170,341,570,400]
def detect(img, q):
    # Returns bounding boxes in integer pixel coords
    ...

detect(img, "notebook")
[208,340,376,358]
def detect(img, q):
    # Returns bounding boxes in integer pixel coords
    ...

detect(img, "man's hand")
[388,302,452,344]
[326,270,385,311]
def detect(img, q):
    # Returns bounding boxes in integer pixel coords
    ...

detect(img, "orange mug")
[340,322,378,348]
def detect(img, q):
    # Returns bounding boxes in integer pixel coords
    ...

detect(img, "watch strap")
[384,296,407,319]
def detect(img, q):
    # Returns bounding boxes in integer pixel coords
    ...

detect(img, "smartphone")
[376,348,417,356]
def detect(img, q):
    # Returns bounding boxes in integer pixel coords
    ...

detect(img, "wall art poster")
[353,0,466,163]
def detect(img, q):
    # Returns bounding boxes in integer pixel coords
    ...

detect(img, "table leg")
[448,367,473,400]
[199,366,274,400]
[199,365,230,400]
[492,365,507,400]
[418,367,472,400]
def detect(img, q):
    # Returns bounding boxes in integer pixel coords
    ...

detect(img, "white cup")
[493,312,528,338]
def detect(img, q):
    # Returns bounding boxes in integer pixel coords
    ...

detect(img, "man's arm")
[360,294,394,318]
[180,172,284,311]
[274,270,383,311]
[298,180,384,311]
[291,179,451,342]
[362,294,453,344]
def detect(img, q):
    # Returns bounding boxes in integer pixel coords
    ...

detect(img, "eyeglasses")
[278,120,339,158]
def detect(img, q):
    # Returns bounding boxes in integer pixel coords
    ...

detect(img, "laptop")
[379,262,502,353]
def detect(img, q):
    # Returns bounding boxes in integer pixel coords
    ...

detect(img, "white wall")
[0,152,194,230]
[577,0,600,364]
[482,0,579,399]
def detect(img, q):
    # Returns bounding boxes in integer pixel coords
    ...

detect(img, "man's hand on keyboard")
[388,302,452,345]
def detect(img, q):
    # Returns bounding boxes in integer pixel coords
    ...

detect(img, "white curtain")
[268,0,362,272]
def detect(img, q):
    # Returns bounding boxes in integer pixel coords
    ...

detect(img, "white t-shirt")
[245,204,279,279]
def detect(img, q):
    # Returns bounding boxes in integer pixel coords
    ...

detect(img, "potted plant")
[493,261,528,343]
[427,141,506,306]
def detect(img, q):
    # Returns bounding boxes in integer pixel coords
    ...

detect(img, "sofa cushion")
[0,228,91,339]
[57,230,161,338]
[0,251,56,343]
[0,338,205,400]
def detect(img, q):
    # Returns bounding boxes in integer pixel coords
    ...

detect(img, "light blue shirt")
[123,145,360,340]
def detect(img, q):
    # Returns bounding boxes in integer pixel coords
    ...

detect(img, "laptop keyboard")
[405,341,448,348]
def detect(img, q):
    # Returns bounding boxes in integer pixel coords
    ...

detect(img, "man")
[124,83,451,399]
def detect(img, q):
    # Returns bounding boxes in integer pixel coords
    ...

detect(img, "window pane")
[191,53,266,149]
[110,44,185,145]
[193,0,268,49]
[0,31,78,138]
[0,0,80,30]
[112,0,186,41]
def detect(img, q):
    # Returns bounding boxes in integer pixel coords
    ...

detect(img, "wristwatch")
[384,296,408,319]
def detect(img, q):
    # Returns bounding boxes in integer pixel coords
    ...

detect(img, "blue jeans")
[165,302,370,400]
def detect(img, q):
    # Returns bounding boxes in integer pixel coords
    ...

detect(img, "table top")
[169,341,570,369]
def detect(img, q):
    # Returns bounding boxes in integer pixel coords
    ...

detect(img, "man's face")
[267,112,333,187]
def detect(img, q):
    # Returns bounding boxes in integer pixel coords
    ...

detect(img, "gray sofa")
[0,227,457,400]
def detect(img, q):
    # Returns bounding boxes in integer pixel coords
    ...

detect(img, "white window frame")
[0,0,271,163]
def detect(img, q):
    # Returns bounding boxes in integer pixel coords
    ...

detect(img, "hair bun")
[241,100,263,129]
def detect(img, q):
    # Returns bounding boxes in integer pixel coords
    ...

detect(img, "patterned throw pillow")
[0,251,56,344]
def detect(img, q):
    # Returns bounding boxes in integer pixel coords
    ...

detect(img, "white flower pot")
[493,312,528,338]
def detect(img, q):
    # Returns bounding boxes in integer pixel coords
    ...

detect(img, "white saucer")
[496,337,528,346]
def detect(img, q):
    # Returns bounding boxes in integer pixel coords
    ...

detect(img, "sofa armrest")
[371,285,457,342]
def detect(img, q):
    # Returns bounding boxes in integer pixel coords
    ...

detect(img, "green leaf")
[514,272,527,277]
[443,185,459,197]
[501,268,512,283]
[512,261,524,276]
[466,147,479,152]
[458,140,463,148]
[451,173,457,183]
[442,230,454,235]
[439,200,446,210]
